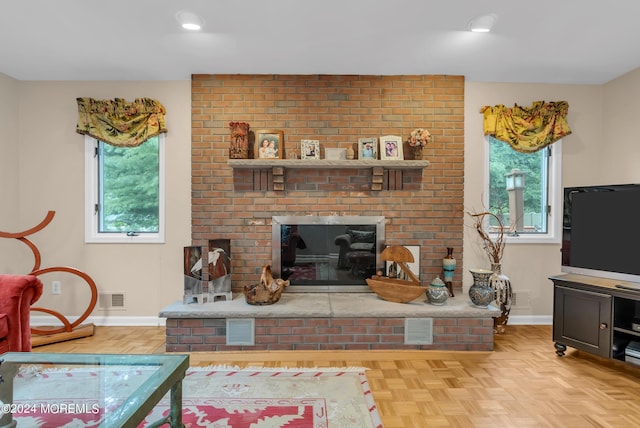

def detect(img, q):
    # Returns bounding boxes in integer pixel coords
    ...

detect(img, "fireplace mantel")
[228,159,429,191]
[228,159,429,169]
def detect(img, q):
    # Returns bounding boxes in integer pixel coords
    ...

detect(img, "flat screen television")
[561,184,640,283]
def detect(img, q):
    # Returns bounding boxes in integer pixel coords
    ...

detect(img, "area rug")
[283,263,318,281]
[10,366,383,427]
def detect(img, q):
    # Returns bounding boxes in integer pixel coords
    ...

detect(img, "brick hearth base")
[160,293,500,352]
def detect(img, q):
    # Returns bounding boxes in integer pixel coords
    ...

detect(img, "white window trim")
[84,135,165,244]
[483,138,562,244]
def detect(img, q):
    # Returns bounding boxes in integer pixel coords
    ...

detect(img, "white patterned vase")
[489,262,513,334]
[427,276,449,306]
[468,269,494,308]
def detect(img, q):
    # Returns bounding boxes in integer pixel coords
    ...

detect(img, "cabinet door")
[553,285,612,358]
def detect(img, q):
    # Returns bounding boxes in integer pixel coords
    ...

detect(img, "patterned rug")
[9,366,383,427]
[283,263,318,281]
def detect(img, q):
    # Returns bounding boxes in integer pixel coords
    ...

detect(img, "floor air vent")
[226,318,255,346]
[98,292,126,310]
[404,318,433,345]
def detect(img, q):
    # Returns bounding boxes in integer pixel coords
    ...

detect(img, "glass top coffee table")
[0,352,189,428]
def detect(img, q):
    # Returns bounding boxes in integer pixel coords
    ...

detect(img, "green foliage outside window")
[99,136,159,233]
[488,137,547,233]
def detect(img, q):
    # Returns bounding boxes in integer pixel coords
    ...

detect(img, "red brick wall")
[191,74,465,291]
[165,317,494,352]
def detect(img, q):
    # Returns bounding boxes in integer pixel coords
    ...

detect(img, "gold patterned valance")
[76,98,167,147]
[480,101,571,153]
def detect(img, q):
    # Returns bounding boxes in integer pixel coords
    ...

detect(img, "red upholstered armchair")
[0,274,43,353]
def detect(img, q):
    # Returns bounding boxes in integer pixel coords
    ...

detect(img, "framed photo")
[379,135,403,160]
[358,138,378,160]
[255,130,284,159]
[301,140,320,160]
[385,245,420,280]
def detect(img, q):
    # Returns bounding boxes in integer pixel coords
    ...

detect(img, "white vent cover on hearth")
[404,318,433,345]
[226,318,255,346]
[98,292,126,310]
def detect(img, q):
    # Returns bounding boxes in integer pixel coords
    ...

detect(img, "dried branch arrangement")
[468,211,505,264]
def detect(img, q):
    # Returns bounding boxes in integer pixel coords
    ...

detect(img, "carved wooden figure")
[244,264,289,305]
[366,245,426,303]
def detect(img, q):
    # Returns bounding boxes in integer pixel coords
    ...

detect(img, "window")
[485,136,561,243]
[84,135,165,243]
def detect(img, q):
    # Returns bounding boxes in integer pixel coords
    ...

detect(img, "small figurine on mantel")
[244,264,289,305]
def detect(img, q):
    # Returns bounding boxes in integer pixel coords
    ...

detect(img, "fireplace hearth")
[272,216,385,292]
[161,293,499,352]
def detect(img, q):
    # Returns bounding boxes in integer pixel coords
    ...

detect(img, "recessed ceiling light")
[467,14,497,33]
[176,10,203,31]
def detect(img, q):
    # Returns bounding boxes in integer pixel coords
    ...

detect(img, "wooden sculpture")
[243,264,290,305]
[366,245,426,303]
[0,211,97,346]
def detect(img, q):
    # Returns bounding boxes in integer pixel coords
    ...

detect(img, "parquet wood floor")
[33,325,640,427]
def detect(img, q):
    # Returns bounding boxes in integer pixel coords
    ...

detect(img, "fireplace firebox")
[272,216,385,292]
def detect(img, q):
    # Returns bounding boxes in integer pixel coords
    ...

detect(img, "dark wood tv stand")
[550,274,640,364]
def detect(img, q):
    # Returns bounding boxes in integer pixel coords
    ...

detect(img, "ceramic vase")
[411,145,423,160]
[468,269,494,308]
[427,276,449,305]
[442,247,456,297]
[346,145,355,160]
[489,262,513,334]
[229,122,250,159]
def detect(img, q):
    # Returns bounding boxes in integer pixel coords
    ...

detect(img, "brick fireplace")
[173,74,477,352]
[191,74,465,290]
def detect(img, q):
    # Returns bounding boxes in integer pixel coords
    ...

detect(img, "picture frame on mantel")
[358,137,378,160]
[300,140,320,160]
[380,135,403,160]
[255,130,284,159]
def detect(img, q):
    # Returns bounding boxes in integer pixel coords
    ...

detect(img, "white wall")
[464,82,604,322]
[463,69,640,322]
[1,77,192,323]
[0,75,25,271]
[602,68,640,181]
[0,75,20,230]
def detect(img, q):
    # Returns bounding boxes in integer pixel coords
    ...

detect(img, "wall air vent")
[226,318,255,346]
[98,292,126,310]
[404,318,433,345]
[511,290,531,309]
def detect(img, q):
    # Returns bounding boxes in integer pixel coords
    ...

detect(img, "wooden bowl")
[366,276,427,303]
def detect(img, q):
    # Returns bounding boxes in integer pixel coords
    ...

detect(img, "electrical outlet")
[52,281,62,295]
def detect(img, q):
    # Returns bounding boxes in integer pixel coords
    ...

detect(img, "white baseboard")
[508,315,552,325]
[31,314,551,327]
[31,315,166,327]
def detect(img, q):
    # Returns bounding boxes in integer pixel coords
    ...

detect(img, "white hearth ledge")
[159,293,500,319]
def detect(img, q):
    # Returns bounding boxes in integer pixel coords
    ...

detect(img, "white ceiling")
[2,0,640,84]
